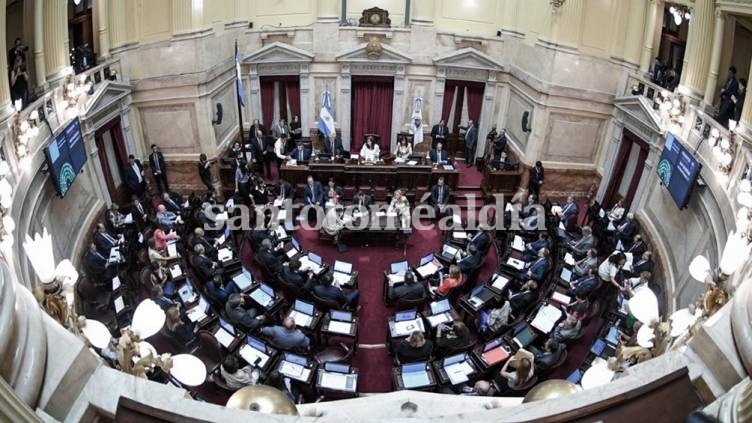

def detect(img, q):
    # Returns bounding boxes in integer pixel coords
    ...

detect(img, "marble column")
[248,65,262,127]
[96,0,110,59]
[630,147,657,213]
[477,73,497,159]
[433,67,446,127]
[108,0,127,50]
[390,67,406,152]
[411,0,435,26]
[0,0,9,110]
[596,119,625,202]
[680,0,714,99]
[739,54,752,134]
[172,0,204,36]
[545,0,583,48]
[703,10,725,108]
[340,64,352,150]
[299,64,311,138]
[639,0,659,74]
[317,0,340,22]
[42,0,69,80]
[32,0,46,90]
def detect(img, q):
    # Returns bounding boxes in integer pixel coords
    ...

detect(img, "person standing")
[461,120,478,167]
[9,56,29,107]
[717,66,739,128]
[149,144,169,193]
[198,153,214,193]
[431,119,448,149]
[123,155,146,198]
[528,161,544,198]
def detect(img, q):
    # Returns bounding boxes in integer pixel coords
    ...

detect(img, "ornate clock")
[359,7,391,28]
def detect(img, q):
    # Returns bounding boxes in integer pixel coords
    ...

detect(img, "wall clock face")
[370,13,381,24]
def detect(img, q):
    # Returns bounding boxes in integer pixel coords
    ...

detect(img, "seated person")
[508,280,538,315]
[388,271,425,303]
[360,136,381,162]
[468,225,491,254]
[520,208,542,230]
[281,258,313,293]
[313,273,359,307]
[256,239,284,274]
[395,331,433,364]
[150,284,179,310]
[147,261,174,294]
[395,136,413,160]
[465,380,499,397]
[322,135,346,158]
[523,233,550,262]
[619,271,651,300]
[164,305,195,346]
[323,206,346,251]
[205,274,239,305]
[608,200,626,222]
[630,251,653,275]
[193,244,223,279]
[435,320,471,352]
[479,300,513,334]
[325,178,344,205]
[430,176,450,213]
[499,347,535,389]
[154,224,180,254]
[289,142,312,162]
[573,248,598,277]
[225,293,265,332]
[520,194,538,218]
[260,317,311,350]
[148,238,171,265]
[568,226,594,257]
[156,204,181,228]
[106,204,126,233]
[517,248,550,283]
[351,190,372,213]
[490,151,514,171]
[388,189,411,227]
[568,267,599,298]
[220,355,260,390]
[625,234,647,256]
[192,227,218,260]
[552,313,582,343]
[161,192,182,213]
[457,244,483,274]
[559,195,578,221]
[94,223,123,255]
[435,265,464,296]
[304,175,326,208]
[428,142,449,165]
[530,339,564,373]
[276,179,294,203]
[615,213,636,245]
[84,242,115,283]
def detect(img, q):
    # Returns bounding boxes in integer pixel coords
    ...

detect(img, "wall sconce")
[655,90,686,134]
[669,5,692,26]
[12,110,40,160]
[62,70,92,119]
[709,127,736,174]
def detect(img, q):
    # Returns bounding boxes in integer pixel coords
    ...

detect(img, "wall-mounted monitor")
[45,118,87,198]
[656,132,702,209]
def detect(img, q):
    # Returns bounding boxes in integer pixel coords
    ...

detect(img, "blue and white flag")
[235,44,245,107]
[318,90,335,137]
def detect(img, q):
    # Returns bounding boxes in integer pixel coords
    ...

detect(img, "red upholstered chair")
[193,330,223,374]
[314,342,354,365]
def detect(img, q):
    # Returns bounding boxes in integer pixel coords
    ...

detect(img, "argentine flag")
[318,90,335,137]
[235,45,245,107]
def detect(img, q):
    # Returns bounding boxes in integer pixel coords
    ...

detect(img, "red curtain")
[602,136,632,208]
[465,82,484,122]
[260,77,275,130]
[351,76,394,152]
[624,147,648,209]
[441,81,458,123]
[96,138,113,193]
[285,80,300,119]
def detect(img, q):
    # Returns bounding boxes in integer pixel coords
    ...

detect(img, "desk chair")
[276,275,305,302]
[211,370,236,393]
[440,339,477,358]
[314,342,354,365]
[194,330,223,373]
[393,293,427,311]
[311,292,348,312]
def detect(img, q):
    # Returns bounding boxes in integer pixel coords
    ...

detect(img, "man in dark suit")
[277,179,295,203]
[560,195,578,221]
[458,244,482,274]
[94,223,121,255]
[517,248,550,282]
[313,273,359,307]
[718,66,739,127]
[630,251,653,276]
[429,142,449,165]
[250,119,266,142]
[84,242,113,283]
[193,244,222,280]
[461,120,478,167]
[123,155,145,197]
[304,175,326,208]
[494,129,508,157]
[192,227,218,260]
[523,233,550,262]
[430,176,450,213]
[289,142,312,162]
[322,135,346,158]
[256,239,284,274]
[388,272,425,303]
[509,280,538,314]
[531,340,564,372]
[468,227,491,255]
[161,192,181,213]
[431,119,448,149]
[282,258,313,293]
[625,234,647,256]
[615,213,636,246]
[129,195,149,231]
[149,144,169,193]
[569,267,599,298]
[225,293,265,332]
[528,161,544,198]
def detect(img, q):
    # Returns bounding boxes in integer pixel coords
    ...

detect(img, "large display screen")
[45,118,86,198]
[656,132,702,209]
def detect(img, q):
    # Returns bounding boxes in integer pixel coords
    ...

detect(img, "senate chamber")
[2,1,752,422]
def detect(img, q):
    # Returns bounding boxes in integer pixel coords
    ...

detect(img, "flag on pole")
[318,90,335,137]
[235,43,245,107]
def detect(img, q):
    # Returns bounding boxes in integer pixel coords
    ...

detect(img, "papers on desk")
[491,274,511,291]
[512,235,524,252]
[416,261,440,279]
[167,242,178,258]
[327,320,352,335]
[444,361,474,385]
[427,313,452,327]
[406,160,418,166]
[233,272,253,291]
[351,153,359,160]
[112,276,121,291]
[564,253,575,266]
[280,361,311,382]
[442,164,455,171]
[298,256,323,274]
[169,265,183,279]
[289,311,313,328]
[215,211,229,222]
[393,318,424,337]
[320,372,357,392]
[214,328,235,348]
[287,159,298,166]
[530,304,563,334]
[387,273,405,285]
[123,213,133,224]
[332,272,351,288]
[551,291,572,306]
[452,231,468,240]
[506,257,525,270]
[114,296,125,313]
[216,234,226,246]
[239,345,270,368]
[274,226,287,240]
[186,306,207,323]
[108,247,121,264]
[218,248,233,263]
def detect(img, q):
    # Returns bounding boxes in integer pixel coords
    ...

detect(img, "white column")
[433,68,446,126]
[299,64,311,138]
[703,10,725,107]
[596,119,625,202]
[0,0,9,109]
[639,0,659,74]
[680,0,714,99]
[32,0,46,89]
[317,0,339,22]
[391,67,406,151]
[42,0,69,80]
[96,0,110,59]
[629,148,657,214]
[340,64,352,149]
[249,65,262,126]
[411,0,435,26]
[477,73,497,160]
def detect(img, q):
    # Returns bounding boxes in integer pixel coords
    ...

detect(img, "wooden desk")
[481,167,523,199]
[391,364,438,391]
[320,314,359,344]
[339,215,411,245]
[316,369,359,398]
[432,355,480,386]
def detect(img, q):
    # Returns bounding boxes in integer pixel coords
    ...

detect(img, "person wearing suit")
[225,294,265,332]
[314,273,359,307]
[560,196,578,221]
[517,248,550,282]
[351,190,372,215]
[458,244,482,274]
[615,213,636,246]
[250,119,266,143]
[460,120,478,167]
[150,284,179,311]
[509,280,538,314]
[523,233,550,262]
[271,119,290,141]
[149,144,169,193]
[568,227,594,258]
[428,142,449,165]
[430,177,450,213]
[717,66,739,127]
[261,317,311,350]
[289,115,302,142]
[205,275,239,305]
[528,161,544,198]
[304,176,326,208]
[282,259,313,293]
[84,242,114,283]
[431,120,449,149]
[198,153,214,193]
[277,179,295,203]
[630,251,653,276]
[289,143,312,163]
[192,227,218,260]
[161,192,181,214]
[123,155,146,197]
[129,195,149,230]
[531,340,565,373]
[493,129,508,157]
[573,248,598,277]
[257,239,284,274]
[468,228,491,255]
[569,267,599,298]
[193,244,223,280]
[322,135,346,158]
[94,223,122,255]
[388,272,425,303]
[626,234,647,256]
[325,178,344,205]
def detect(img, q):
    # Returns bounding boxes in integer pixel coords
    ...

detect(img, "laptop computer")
[249,283,275,308]
[490,273,511,293]
[420,254,435,266]
[299,251,325,275]
[232,272,254,292]
[443,353,467,367]
[324,362,351,374]
[239,336,270,368]
[430,299,451,315]
[186,295,211,323]
[284,352,308,366]
[332,260,353,286]
[327,310,354,334]
[214,318,236,348]
[178,281,198,304]
[605,325,620,345]
[401,362,430,388]
[440,244,459,261]
[468,286,494,309]
[395,309,417,322]
[567,368,583,384]
[512,324,537,349]
[390,260,409,275]
[330,310,353,322]
[285,237,302,259]
[289,299,315,327]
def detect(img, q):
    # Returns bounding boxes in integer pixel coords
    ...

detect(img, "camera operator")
[198,153,215,193]
[7,38,27,68]
[9,56,29,108]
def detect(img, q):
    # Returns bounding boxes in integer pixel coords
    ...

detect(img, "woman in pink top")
[153,224,180,253]
[437,265,464,296]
